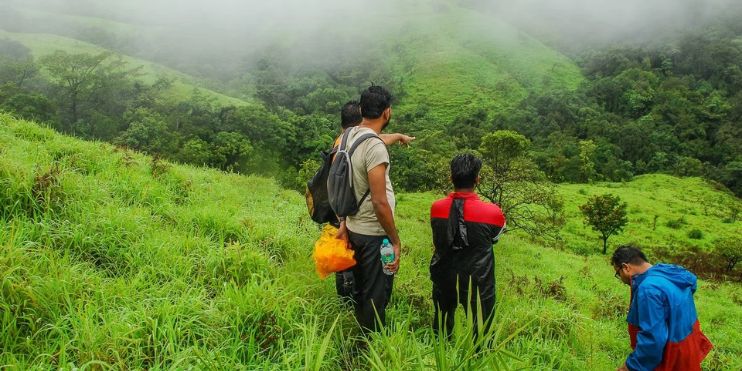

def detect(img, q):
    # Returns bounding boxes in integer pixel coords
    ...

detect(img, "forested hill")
[0,0,740,196]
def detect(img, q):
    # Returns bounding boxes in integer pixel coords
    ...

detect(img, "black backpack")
[305,146,339,225]
[327,128,383,218]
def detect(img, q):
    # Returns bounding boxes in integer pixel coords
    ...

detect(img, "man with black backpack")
[333,101,413,303]
[328,86,401,332]
[306,100,413,305]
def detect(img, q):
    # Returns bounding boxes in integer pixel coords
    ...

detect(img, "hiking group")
[307,85,713,371]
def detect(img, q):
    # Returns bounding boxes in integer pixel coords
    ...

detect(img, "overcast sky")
[7,0,738,40]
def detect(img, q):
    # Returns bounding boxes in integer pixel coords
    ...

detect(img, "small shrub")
[507,270,530,296]
[150,154,171,178]
[534,276,567,301]
[591,289,626,319]
[665,217,686,229]
[687,229,703,239]
[206,242,272,288]
[578,188,587,195]
[30,162,66,214]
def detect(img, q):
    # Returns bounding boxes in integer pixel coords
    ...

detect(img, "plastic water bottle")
[380,238,395,275]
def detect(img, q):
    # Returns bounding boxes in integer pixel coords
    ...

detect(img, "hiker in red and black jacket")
[612,245,713,371]
[429,154,505,336]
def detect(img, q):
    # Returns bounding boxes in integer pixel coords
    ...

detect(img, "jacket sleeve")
[626,288,668,371]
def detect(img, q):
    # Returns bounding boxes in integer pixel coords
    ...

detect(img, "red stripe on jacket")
[628,320,713,371]
[430,192,505,227]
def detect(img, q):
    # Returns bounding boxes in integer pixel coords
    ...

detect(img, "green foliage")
[0,39,37,89]
[478,131,565,239]
[296,158,321,193]
[579,194,629,254]
[114,109,176,154]
[715,238,741,272]
[40,50,115,125]
[211,132,253,172]
[578,140,598,183]
[179,138,213,166]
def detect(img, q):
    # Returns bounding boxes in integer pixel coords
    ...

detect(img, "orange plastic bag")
[313,225,356,279]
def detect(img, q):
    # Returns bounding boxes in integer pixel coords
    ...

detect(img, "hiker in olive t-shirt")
[336,86,401,332]
[334,101,414,304]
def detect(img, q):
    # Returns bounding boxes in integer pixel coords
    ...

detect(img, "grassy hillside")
[0,30,254,108]
[560,175,740,255]
[384,6,584,124]
[1,114,739,369]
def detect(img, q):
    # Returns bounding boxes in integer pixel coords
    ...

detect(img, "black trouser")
[431,256,495,337]
[335,269,355,304]
[348,230,394,332]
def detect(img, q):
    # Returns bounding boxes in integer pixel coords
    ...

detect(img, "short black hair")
[359,85,393,119]
[450,154,482,189]
[611,245,649,267]
[340,101,362,129]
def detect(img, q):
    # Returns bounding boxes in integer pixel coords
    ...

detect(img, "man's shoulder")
[461,199,505,226]
[352,127,381,142]
[430,197,452,218]
[352,129,385,154]
[636,278,671,298]
[471,199,503,213]
[466,199,504,222]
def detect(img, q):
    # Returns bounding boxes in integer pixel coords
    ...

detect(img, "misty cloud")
[1,0,740,78]
[480,0,742,49]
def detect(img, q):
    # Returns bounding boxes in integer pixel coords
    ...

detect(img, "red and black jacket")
[429,192,506,290]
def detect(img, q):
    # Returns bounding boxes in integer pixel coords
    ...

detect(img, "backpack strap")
[338,127,354,152]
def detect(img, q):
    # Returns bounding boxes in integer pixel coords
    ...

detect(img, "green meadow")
[1,114,739,369]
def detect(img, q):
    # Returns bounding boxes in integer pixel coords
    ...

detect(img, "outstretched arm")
[379,133,415,146]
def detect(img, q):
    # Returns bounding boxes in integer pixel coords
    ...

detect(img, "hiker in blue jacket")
[611,245,712,371]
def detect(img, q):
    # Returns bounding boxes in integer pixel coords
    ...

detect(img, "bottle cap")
[383,238,390,245]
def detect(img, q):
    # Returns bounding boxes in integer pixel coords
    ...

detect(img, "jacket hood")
[633,263,698,292]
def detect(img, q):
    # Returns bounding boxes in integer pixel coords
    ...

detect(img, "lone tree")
[477,130,565,240]
[580,194,628,254]
[715,237,741,273]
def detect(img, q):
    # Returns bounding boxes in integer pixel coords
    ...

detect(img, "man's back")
[428,187,505,336]
[628,264,712,371]
[344,126,395,236]
[430,192,505,256]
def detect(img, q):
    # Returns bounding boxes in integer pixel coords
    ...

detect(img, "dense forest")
[0,4,740,196]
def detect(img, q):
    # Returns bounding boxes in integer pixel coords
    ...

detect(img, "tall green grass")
[1,114,740,369]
